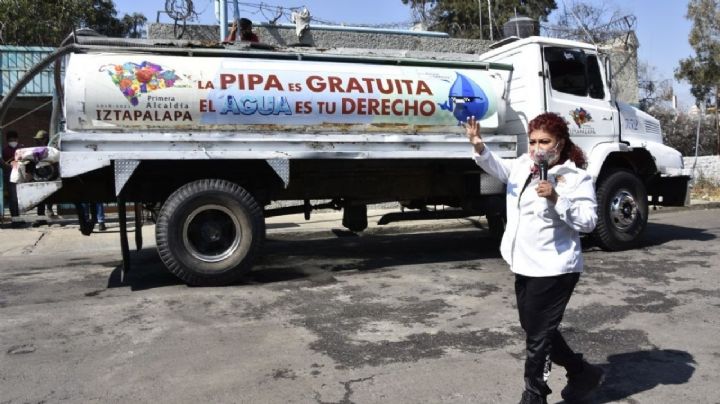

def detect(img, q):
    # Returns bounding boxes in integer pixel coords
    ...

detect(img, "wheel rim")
[182,204,242,264]
[609,190,639,230]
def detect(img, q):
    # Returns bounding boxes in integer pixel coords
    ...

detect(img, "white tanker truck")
[1,33,690,286]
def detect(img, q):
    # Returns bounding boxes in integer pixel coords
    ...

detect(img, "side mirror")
[603,55,616,102]
[604,56,613,90]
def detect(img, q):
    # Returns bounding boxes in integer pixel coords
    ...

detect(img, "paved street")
[1,206,719,403]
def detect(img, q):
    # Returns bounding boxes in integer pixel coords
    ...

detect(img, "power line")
[227,1,414,28]
[542,12,637,45]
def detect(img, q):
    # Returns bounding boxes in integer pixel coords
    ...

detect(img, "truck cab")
[479,36,690,251]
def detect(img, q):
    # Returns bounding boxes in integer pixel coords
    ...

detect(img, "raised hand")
[464,116,485,154]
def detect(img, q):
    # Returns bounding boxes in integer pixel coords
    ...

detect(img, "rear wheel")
[594,170,648,251]
[156,179,265,286]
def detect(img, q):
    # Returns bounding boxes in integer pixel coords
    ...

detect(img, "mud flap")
[118,197,131,278]
[134,202,143,251]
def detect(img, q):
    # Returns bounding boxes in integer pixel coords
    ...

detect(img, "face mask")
[530,142,561,165]
[8,141,18,148]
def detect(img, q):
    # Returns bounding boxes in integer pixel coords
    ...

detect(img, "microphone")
[539,160,548,181]
[535,149,548,181]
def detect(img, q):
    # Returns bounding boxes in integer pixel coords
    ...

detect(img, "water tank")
[503,16,538,39]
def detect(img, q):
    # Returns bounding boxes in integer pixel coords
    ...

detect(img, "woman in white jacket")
[466,112,604,404]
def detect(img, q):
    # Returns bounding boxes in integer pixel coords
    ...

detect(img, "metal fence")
[0,46,56,97]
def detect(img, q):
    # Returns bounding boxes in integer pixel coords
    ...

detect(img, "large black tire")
[342,204,368,232]
[156,179,265,286]
[594,170,648,251]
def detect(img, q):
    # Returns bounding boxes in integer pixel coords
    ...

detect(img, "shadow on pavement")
[110,220,714,290]
[107,248,184,291]
[640,222,716,246]
[590,349,696,404]
[258,228,501,270]
[106,228,502,290]
[580,221,716,252]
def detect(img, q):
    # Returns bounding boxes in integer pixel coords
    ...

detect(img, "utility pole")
[716,86,720,155]
[477,0,483,39]
[219,0,228,42]
[487,0,493,41]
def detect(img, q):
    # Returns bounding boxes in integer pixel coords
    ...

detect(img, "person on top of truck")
[225,17,259,43]
[465,113,604,404]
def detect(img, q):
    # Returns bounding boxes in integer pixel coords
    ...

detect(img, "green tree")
[638,61,674,113]
[86,0,127,37]
[0,0,146,46]
[123,13,148,39]
[675,0,720,154]
[401,0,557,40]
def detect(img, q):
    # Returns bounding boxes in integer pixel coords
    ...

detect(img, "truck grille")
[644,120,661,135]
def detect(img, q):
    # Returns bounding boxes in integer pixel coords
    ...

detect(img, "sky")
[115,0,697,108]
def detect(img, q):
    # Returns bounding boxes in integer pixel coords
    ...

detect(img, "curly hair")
[528,112,587,169]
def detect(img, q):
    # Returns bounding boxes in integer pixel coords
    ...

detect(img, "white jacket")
[473,148,597,277]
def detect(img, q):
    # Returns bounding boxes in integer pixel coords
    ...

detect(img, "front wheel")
[593,170,648,251]
[156,179,265,286]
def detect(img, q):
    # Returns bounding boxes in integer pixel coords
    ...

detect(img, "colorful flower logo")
[101,61,181,106]
[570,107,592,128]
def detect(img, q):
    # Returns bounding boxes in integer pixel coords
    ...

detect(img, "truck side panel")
[64,54,506,133]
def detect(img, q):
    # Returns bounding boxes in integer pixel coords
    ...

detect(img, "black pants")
[515,273,584,396]
[6,179,19,217]
[37,202,52,216]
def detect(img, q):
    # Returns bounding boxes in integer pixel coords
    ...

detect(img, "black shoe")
[519,390,547,404]
[561,362,605,403]
[32,220,48,227]
[97,222,107,231]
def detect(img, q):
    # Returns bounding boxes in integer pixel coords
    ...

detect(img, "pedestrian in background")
[96,203,106,231]
[465,113,604,404]
[2,131,24,227]
[81,202,106,231]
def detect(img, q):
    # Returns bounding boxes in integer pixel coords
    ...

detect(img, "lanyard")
[518,172,534,207]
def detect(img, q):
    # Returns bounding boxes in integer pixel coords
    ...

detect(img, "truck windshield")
[544,47,605,100]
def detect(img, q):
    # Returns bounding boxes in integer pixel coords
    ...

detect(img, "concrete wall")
[149,23,490,54]
[148,23,639,104]
[606,34,639,105]
[684,156,720,184]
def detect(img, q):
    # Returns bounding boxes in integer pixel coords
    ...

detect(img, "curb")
[649,201,720,215]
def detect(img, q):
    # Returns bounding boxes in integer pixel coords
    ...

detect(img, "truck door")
[542,47,618,150]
